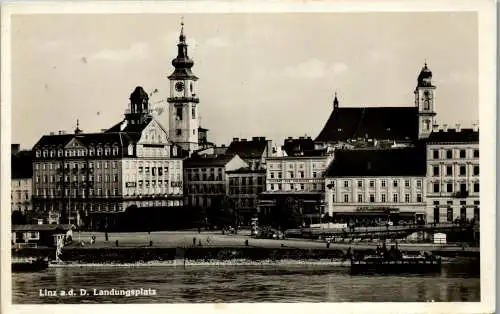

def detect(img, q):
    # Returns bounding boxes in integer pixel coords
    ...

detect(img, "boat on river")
[349,243,442,275]
[12,257,49,272]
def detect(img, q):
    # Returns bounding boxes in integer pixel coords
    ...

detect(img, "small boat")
[12,257,49,272]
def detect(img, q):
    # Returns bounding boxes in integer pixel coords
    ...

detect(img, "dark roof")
[225,138,268,159]
[325,147,426,177]
[282,137,327,156]
[315,107,419,143]
[184,154,237,168]
[12,224,76,232]
[426,129,479,143]
[11,150,33,179]
[105,118,151,136]
[33,131,137,150]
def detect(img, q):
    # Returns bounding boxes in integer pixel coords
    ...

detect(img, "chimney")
[432,124,439,132]
[288,137,293,140]
[443,124,448,132]
[252,137,258,141]
[241,138,247,142]
[455,123,461,132]
[299,136,304,140]
[11,144,20,153]
[232,138,239,142]
[221,144,225,148]
[473,122,479,132]
[307,136,311,139]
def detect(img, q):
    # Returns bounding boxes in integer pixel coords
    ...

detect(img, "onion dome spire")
[168,18,198,80]
[74,119,82,134]
[417,61,434,87]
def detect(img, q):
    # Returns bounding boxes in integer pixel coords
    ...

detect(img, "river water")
[12,264,479,303]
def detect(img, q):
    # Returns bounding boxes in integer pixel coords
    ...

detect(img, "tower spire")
[333,91,339,110]
[179,16,185,43]
[74,119,82,134]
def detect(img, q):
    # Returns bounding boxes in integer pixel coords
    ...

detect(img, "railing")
[167,96,199,103]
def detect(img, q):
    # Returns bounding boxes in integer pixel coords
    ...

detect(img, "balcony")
[167,96,200,103]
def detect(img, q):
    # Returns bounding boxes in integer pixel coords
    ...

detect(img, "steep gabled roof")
[225,139,268,159]
[315,107,419,143]
[325,147,426,177]
[426,128,479,144]
[33,134,74,149]
[184,153,238,168]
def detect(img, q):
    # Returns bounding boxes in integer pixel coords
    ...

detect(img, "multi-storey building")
[424,126,479,223]
[258,137,334,228]
[11,145,33,213]
[324,147,427,225]
[32,86,185,229]
[315,63,437,149]
[225,137,272,170]
[183,154,248,212]
[227,167,266,225]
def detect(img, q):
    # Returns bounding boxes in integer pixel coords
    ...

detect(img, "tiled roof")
[426,129,479,143]
[11,150,33,179]
[325,147,426,177]
[184,154,237,168]
[33,131,137,150]
[315,107,419,143]
[225,138,268,159]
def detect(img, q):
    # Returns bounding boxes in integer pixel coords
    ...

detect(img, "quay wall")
[12,246,479,263]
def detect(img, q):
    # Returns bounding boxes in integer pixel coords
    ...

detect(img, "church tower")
[414,62,437,139]
[167,20,200,153]
[125,86,152,126]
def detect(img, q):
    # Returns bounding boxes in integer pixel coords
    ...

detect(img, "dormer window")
[128,144,134,156]
[58,149,63,157]
[43,150,48,157]
[113,147,119,155]
[104,148,110,156]
[50,150,55,157]
[36,150,41,158]
[89,148,95,156]
[97,148,103,156]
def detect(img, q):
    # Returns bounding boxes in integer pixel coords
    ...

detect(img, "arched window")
[97,147,103,156]
[128,144,134,156]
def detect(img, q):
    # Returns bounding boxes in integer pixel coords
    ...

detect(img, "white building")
[325,147,427,225]
[425,126,479,223]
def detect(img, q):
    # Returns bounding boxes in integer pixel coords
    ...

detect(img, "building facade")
[257,138,334,228]
[183,154,248,212]
[425,127,480,223]
[11,145,33,213]
[32,87,185,228]
[227,168,266,225]
[325,147,427,225]
[225,137,272,170]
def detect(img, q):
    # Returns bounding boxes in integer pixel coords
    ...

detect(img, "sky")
[11,12,478,149]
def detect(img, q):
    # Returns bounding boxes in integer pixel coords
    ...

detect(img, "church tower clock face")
[175,81,184,92]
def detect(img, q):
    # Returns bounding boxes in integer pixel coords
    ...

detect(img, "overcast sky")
[11,12,478,149]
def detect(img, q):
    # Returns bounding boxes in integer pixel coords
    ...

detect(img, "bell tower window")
[176,107,183,120]
[192,106,196,119]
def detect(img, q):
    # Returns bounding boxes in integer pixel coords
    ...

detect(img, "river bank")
[13,245,480,265]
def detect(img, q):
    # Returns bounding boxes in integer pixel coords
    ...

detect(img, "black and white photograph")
[1,1,496,314]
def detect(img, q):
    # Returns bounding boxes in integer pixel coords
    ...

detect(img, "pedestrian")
[105,232,109,241]
[193,237,196,246]
[206,236,211,244]
[198,239,202,247]
[198,227,201,234]
[115,240,119,247]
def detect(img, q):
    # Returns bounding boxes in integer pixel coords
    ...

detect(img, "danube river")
[12,264,480,303]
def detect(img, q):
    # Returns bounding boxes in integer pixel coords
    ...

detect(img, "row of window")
[175,129,197,136]
[228,177,265,186]
[431,182,480,193]
[432,148,479,160]
[187,174,224,181]
[36,174,120,183]
[37,146,122,158]
[269,183,326,191]
[432,165,479,176]
[35,161,119,171]
[229,187,265,195]
[269,171,321,179]
[433,200,480,206]
[125,160,180,170]
[268,162,324,170]
[35,187,178,197]
[11,191,29,200]
[334,193,423,203]
[186,184,225,194]
[175,106,196,121]
[331,179,423,189]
